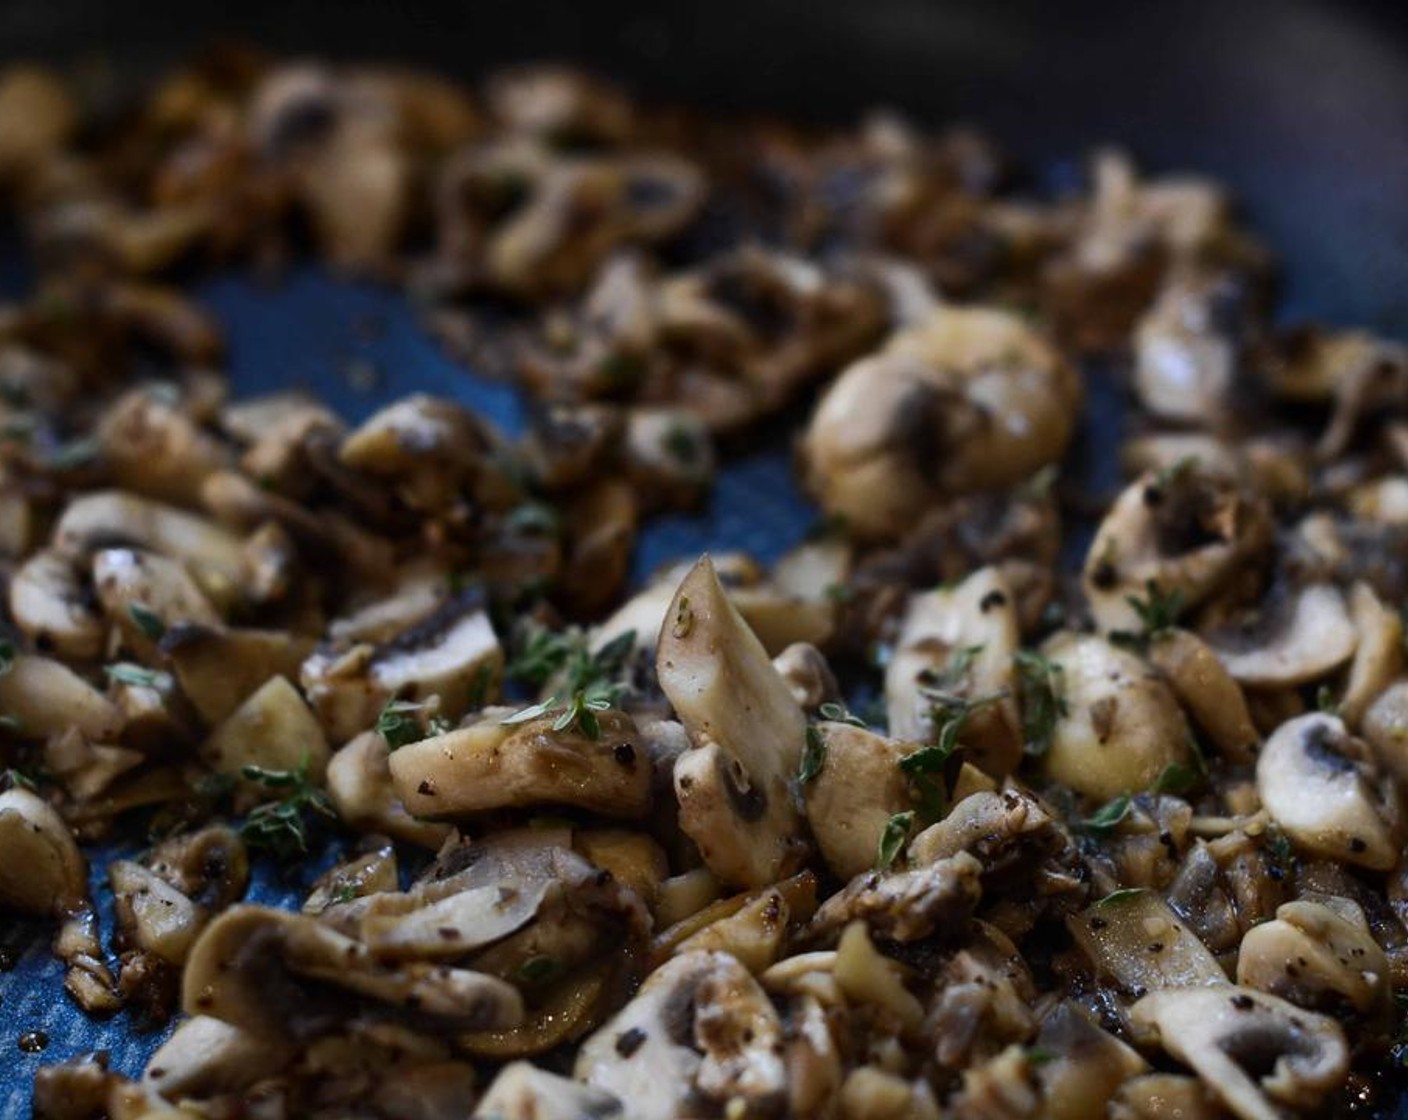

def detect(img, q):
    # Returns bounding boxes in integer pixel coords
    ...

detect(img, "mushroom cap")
[1207,584,1357,688]
[1131,986,1348,1120]
[0,788,88,916]
[1256,712,1402,870]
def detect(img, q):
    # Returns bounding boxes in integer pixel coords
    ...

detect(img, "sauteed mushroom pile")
[4,49,1408,1120]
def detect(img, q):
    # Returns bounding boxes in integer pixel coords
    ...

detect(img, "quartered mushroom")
[658,556,811,887]
[1256,713,1403,870]
[1131,986,1348,1120]
[802,303,1081,540]
[801,722,912,880]
[327,730,454,848]
[0,652,122,740]
[8,548,105,660]
[884,566,1022,776]
[1037,633,1193,801]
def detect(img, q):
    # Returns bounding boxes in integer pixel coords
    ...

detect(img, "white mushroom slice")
[92,547,220,657]
[182,904,523,1040]
[0,653,122,740]
[202,675,331,785]
[338,395,491,511]
[1236,897,1391,1021]
[658,556,810,887]
[0,788,87,916]
[802,305,1079,541]
[1067,890,1226,999]
[326,730,453,849]
[1033,1002,1149,1120]
[471,1062,625,1120]
[1207,584,1357,688]
[1132,272,1239,424]
[8,549,104,660]
[885,567,1022,777]
[390,710,650,819]
[54,490,245,601]
[302,590,502,744]
[834,920,924,1033]
[1130,987,1348,1120]
[1256,713,1402,870]
[1362,679,1408,785]
[575,952,715,1120]
[692,954,788,1110]
[361,882,554,961]
[801,722,910,880]
[1110,1074,1223,1120]
[108,860,202,965]
[772,642,839,710]
[1083,467,1270,635]
[1040,633,1193,801]
[1339,583,1404,727]
[142,1016,292,1101]
[96,388,230,506]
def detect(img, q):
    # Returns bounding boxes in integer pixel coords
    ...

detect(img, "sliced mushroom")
[885,566,1022,777]
[1256,713,1402,870]
[1039,633,1193,801]
[0,652,122,740]
[1362,678,1408,785]
[327,730,454,848]
[1132,271,1244,425]
[162,624,316,725]
[802,304,1081,540]
[1339,582,1404,727]
[302,587,502,744]
[182,904,524,1041]
[1083,466,1272,635]
[92,546,221,658]
[1031,1002,1149,1120]
[1236,897,1391,1025]
[390,708,651,819]
[141,1015,293,1101]
[1147,628,1258,763]
[1206,583,1357,688]
[96,387,231,506]
[807,851,983,944]
[471,1062,625,1120]
[658,556,811,887]
[8,549,105,660]
[1130,986,1348,1120]
[201,675,331,786]
[0,787,88,916]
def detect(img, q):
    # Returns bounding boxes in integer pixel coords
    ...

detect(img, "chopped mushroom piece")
[1205,583,1357,688]
[471,1062,625,1120]
[801,722,911,880]
[1131,986,1348,1120]
[1256,713,1403,870]
[658,556,811,887]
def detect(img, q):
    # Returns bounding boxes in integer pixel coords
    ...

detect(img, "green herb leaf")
[818,701,866,728]
[1096,887,1147,907]
[1025,1046,1058,1068]
[661,423,703,468]
[1151,761,1200,797]
[128,604,166,642]
[46,436,100,471]
[799,726,827,784]
[331,884,359,904]
[105,662,173,690]
[1014,650,1067,756]
[876,811,915,870]
[501,698,557,726]
[376,698,425,750]
[503,502,561,537]
[239,754,336,862]
[517,955,563,984]
[899,743,958,823]
[1078,795,1132,834]
[1117,581,1185,652]
[0,638,14,676]
[919,644,986,692]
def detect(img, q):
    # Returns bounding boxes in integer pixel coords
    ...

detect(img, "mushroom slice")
[658,556,811,887]
[201,675,331,785]
[96,387,231,506]
[1032,1002,1149,1120]
[1082,466,1271,635]
[1130,986,1348,1120]
[302,587,502,744]
[884,566,1022,777]
[0,653,122,740]
[182,904,523,1041]
[807,851,983,944]
[1236,897,1391,1024]
[1256,713,1402,870]
[1339,582,1404,727]
[1067,890,1226,1002]
[54,490,245,602]
[1039,633,1193,801]
[0,787,88,916]
[327,730,454,849]
[1132,271,1244,424]
[801,722,911,881]
[8,548,104,660]
[92,546,221,657]
[142,1015,292,1101]
[1147,628,1257,763]
[801,304,1080,540]
[390,709,650,819]
[471,1062,625,1120]
[1206,583,1357,688]
[162,624,316,726]
[1362,679,1408,785]
[575,950,783,1120]
[110,860,202,966]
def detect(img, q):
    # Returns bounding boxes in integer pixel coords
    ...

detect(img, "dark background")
[4,0,1408,330]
